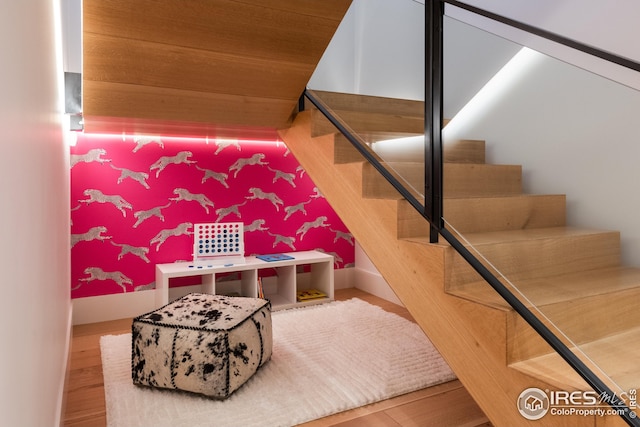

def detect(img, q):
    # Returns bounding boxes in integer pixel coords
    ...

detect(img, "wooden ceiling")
[82,0,352,139]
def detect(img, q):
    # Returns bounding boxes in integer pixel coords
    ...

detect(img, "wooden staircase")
[278,92,640,427]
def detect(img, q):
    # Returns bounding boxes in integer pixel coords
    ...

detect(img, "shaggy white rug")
[100,298,455,427]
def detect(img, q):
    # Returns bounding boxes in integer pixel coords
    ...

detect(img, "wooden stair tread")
[409,226,621,288]
[448,266,640,310]
[510,325,640,392]
[406,226,618,246]
[444,193,563,200]
[451,226,618,245]
[376,161,521,173]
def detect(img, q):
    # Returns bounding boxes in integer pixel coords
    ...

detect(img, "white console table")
[155,250,334,311]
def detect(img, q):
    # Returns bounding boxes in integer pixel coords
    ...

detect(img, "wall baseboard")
[58,306,74,427]
[72,267,354,325]
[72,290,157,325]
[353,267,403,306]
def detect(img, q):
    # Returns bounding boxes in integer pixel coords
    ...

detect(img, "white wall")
[353,243,402,305]
[309,0,425,99]
[443,16,520,118]
[451,0,640,64]
[446,2,640,91]
[0,1,72,426]
[61,0,82,73]
[307,1,359,94]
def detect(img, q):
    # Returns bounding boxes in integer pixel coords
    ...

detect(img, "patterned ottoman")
[131,293,272,399]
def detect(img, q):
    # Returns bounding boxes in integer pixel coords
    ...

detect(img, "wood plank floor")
[63,288,491,427]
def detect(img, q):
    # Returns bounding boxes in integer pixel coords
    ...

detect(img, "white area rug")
[101,298,456,427]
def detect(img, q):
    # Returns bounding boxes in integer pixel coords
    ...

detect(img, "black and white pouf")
[131,293,272,399]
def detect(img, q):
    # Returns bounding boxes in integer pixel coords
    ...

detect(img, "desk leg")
[155,267,169,307]
[202,274,215,295]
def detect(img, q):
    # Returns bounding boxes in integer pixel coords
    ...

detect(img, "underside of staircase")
[278,92,640,427]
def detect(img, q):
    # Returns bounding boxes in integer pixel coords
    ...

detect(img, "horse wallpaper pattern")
[70,134,354,299]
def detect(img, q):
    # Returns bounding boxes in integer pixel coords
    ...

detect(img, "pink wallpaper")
[70,134,354,299]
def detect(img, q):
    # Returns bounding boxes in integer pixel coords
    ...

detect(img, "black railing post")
[426,0,444,243]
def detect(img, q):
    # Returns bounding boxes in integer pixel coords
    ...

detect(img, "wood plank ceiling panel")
[82,0,352,138]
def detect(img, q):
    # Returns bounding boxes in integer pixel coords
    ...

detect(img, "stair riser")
[398,200,430,239]
[308,90,425,115]
[397,195,567,239]
[361,162,422,200]
[444,195,566,234]
[508,286,640,363]
[445,163,522,197]
[361,162,523,200]
[445,232,621,289]
[311,110,424,137]
[307,91,425,138]
[333,134,364,164]
[333,133,487,166]
[444,139,485,164]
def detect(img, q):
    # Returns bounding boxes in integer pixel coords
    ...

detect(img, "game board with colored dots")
[193,222,245,263]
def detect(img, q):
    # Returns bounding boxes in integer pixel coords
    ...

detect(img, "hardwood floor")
[63,288,491,427]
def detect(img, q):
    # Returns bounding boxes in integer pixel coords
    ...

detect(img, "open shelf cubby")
[155,250,334,311]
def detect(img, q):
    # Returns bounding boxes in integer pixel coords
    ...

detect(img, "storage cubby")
[258,266,295,308]
[215,270,257,298]
[296,262,333,296]
[155,250,334,311]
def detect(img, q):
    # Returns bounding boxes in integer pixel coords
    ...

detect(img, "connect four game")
[193,222,245,263]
